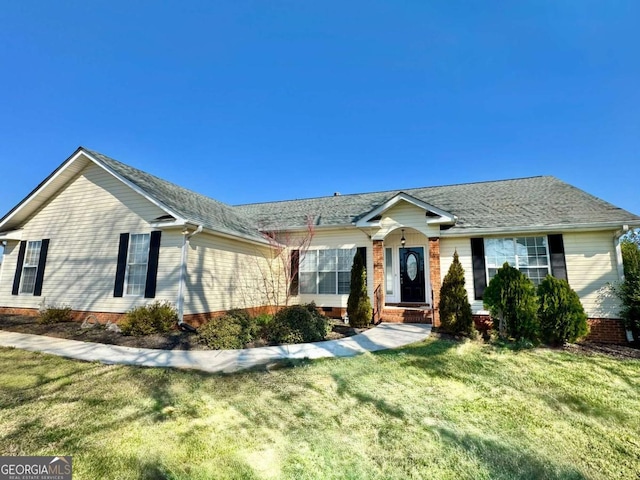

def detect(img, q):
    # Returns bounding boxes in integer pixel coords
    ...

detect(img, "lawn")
[0,337,638,479]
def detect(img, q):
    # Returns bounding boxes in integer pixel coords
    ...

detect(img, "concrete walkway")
[0,323,432,373]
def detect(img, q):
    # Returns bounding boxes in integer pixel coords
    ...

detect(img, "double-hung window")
[114,231,161,299]
[125,233,150,296]
[485,236,550,285]
[300,248,356,294]
[20,240,42,294]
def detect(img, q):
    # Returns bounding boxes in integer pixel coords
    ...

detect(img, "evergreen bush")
[612,237,640,338]
[267,303,330,344]
[439,251,474,336]
[537,275,589,345]
[483,263,539,343]
[198,315,249,350]
[37,304,73,325]
[120,301,177,336]
[347,250,372,328]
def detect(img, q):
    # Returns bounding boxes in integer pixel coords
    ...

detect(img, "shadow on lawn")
[433,424,586,480]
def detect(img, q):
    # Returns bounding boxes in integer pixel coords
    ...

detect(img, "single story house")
[1,147,638,343]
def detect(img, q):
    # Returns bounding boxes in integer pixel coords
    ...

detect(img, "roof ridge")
[234,175,554,207]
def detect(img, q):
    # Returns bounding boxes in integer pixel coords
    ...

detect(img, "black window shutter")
[289,250,300,296]
[113,233,129,297]
[471,238,487,300]
[144,231,162,298]
[33,239,50,297]
[548,234,568,281]
[12,241,27,295]
[357,247,367,281]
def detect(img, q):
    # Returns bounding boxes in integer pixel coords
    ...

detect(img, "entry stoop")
[381,306,433,324]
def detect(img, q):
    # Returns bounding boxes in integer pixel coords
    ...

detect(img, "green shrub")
[483,263,539,343]
[613,236,640,339]
[267,303,330,344]
[38,305,72,325]
[199,316,245,350]
[439,251,474,336]
[120,301,178,336]
[537,275,589,345]
[347,250,372,328]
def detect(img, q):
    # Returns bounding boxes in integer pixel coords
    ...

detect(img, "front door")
[400,247,426,303]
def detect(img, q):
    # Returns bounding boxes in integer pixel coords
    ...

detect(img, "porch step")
[381,307,433,324]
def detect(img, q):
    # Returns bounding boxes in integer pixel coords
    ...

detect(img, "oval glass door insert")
[406,253,418,281]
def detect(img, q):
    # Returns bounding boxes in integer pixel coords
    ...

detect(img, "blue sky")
[1,1,639,219]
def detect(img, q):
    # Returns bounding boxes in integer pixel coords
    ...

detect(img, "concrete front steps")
[381,305,433,324]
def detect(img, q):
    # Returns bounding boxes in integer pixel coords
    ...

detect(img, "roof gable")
[0,148,268,244]
[355,192,457,227]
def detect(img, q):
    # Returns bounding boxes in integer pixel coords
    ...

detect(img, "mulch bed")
[430,329,640,360]
[0,315,360,351]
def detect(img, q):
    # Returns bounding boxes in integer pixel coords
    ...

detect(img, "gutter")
[176,225,203,327]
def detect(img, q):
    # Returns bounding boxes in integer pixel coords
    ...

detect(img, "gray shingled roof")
[234,176,640,232]
[85,149,266,242]
[86,148,640,236]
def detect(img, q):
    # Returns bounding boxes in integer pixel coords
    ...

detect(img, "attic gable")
[354,192,457,228]
[0,148,182,233]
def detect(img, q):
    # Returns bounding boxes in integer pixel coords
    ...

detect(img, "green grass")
[0,338,638,479]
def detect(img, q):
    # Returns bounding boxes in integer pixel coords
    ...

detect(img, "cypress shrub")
[483,263,539,343]
[439,251,474,335]
[537,275,588,345]
[347,250,373,328]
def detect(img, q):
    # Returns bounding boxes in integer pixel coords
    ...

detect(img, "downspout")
[177,225,203,327]
[614,225,629,281]
[613,225,634,342]
[0,241,6,289]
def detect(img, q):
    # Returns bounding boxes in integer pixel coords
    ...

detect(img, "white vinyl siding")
[185,234,276,314]
[20,240,42,294]
[125,233,150,296]
[0,162,182,312]
[563,231,621,318]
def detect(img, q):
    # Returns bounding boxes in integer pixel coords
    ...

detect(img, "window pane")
[318,271,337,294]
[487,236,550,285]
[520,268,548,286]
[300,251,316,273]
[126,233,150,296]
[485,238,515,268]
[20,266,37,294]
[300,272,317,294]
[128,234,150,264]
[338,248,356,271]
[318,249,336,271]
[20,240,42,295]
[385,248,394,295]
[338,272,351,294]
[126,264,147,296]
[24,241,42,266]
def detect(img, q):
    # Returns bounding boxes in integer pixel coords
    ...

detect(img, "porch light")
[401,229,406,247]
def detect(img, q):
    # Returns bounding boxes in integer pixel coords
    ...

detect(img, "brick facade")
[372,240,385,318]
[472,314,629,344]
[0,306,125,324]
[428,237,441,327]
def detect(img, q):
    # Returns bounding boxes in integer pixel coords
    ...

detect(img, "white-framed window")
[300,248,356,295]
[125,233,150,296]
[485,236,550,285]
[20,240,42,295]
